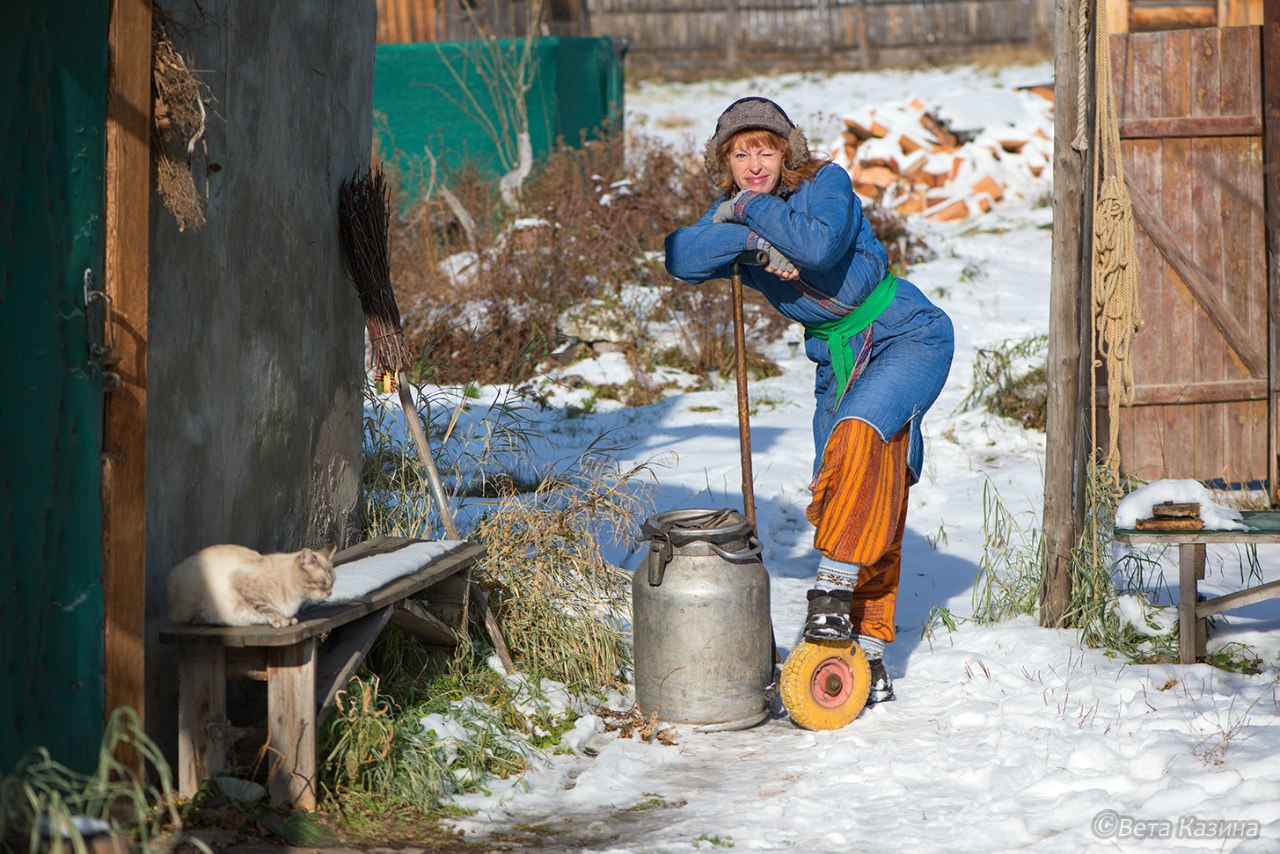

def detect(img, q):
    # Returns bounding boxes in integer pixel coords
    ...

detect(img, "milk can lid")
[641,508,754,546]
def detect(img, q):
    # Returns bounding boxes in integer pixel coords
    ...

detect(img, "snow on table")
[1115,480,1252,532]
[330,540,467,602]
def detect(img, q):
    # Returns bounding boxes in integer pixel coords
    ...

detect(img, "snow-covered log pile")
[827,84,1054,221]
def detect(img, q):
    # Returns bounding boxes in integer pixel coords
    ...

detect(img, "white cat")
[166,544,337,628]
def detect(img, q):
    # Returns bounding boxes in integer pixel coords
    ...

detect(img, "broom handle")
[395,370,460,539]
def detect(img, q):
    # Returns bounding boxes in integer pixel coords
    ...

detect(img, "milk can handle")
[647,532,673,586]
[709,536,763,562]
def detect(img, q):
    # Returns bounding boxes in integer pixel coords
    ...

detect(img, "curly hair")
[712,129,828,197]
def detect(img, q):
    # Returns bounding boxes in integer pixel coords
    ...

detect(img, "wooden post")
[727,0,739,71]
[1177,543,1205,663]
[854,0,872,71]
[268,639,318,809]
[818,0,833,61]
[103,0,151,767]
[1263,0,1280,505]
[1041,0,1095,627]
[177,646,226,797]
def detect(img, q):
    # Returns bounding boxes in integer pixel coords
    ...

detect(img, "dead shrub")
[385,133,713,385]
[655,284,787,380]
[959,333,1049,431]
[384,135,932,388]
[864,202,935,272]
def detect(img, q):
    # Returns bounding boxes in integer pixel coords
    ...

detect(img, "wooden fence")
[376,0,1051,69]
[583,0,1054,69]
[377,0,574,43]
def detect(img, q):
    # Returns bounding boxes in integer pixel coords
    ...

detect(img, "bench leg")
[177,645,227,798]
[267,638,318,809]
[1178,543,1206,664]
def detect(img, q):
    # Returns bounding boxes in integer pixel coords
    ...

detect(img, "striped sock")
[856,634,885,659]
[816,556,860,593]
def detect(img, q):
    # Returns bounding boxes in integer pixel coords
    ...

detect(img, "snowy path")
[457,630,1277,853]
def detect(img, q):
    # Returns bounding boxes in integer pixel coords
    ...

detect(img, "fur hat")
[703,97,812,184]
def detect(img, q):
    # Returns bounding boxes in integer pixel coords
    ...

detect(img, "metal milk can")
[632,508,772,731]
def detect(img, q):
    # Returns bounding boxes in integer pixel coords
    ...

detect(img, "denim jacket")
[665,164,954,481]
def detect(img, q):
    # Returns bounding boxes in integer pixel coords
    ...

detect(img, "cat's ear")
[319,544,337,561]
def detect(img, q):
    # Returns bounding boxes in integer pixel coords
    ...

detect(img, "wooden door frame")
[1264,0,1280,504]
[103,0,151,735]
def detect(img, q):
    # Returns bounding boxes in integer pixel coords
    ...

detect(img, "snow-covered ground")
[407,64,1280,851]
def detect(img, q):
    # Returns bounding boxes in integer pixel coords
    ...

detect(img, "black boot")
[866,657,896,704]
[804,589,853,640]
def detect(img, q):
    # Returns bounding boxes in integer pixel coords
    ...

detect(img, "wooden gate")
[1106,26,1274,491]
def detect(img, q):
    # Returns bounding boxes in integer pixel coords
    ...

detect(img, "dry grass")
[151,12,215,233]
[470,452,656,691]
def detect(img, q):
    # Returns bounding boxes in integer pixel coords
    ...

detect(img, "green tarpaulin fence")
[374,36,624,199]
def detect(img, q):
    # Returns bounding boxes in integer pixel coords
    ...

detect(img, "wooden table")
[158,537,484,809]
[1115,510,1280,664]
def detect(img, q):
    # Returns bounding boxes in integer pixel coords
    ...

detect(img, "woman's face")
[728,140,782,194]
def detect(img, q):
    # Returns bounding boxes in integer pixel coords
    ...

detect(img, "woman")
[664,97,954,703]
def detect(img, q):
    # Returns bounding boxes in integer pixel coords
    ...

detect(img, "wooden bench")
[1115,510,1280,664]
[159,537,485,809]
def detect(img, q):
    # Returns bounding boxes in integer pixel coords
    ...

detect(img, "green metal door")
[0,1,109,772]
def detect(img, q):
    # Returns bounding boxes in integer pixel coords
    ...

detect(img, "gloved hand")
[763,243,797,276]
[712,190,757,224]
[713,199,738,223]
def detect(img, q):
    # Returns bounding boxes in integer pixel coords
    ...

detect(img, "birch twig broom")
[338,166,457,539]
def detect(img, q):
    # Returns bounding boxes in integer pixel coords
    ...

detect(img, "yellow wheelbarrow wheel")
[780,639,872,730]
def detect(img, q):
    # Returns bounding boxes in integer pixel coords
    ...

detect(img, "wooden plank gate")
[1105,26,1278,495]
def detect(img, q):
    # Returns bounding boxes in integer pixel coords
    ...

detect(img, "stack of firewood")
[828,87,1055,222]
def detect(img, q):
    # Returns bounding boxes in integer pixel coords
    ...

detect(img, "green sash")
[804,271,897,395]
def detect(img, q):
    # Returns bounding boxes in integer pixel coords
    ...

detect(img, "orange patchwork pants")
[805,419,910,643]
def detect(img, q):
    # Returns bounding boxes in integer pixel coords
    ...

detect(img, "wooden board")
[102,0,151,753]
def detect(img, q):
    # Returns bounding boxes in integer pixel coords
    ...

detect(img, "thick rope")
[1090,0,1143,488]
[1072,0,1092,152]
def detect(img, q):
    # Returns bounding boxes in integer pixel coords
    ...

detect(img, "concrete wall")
[146,0,375,756]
